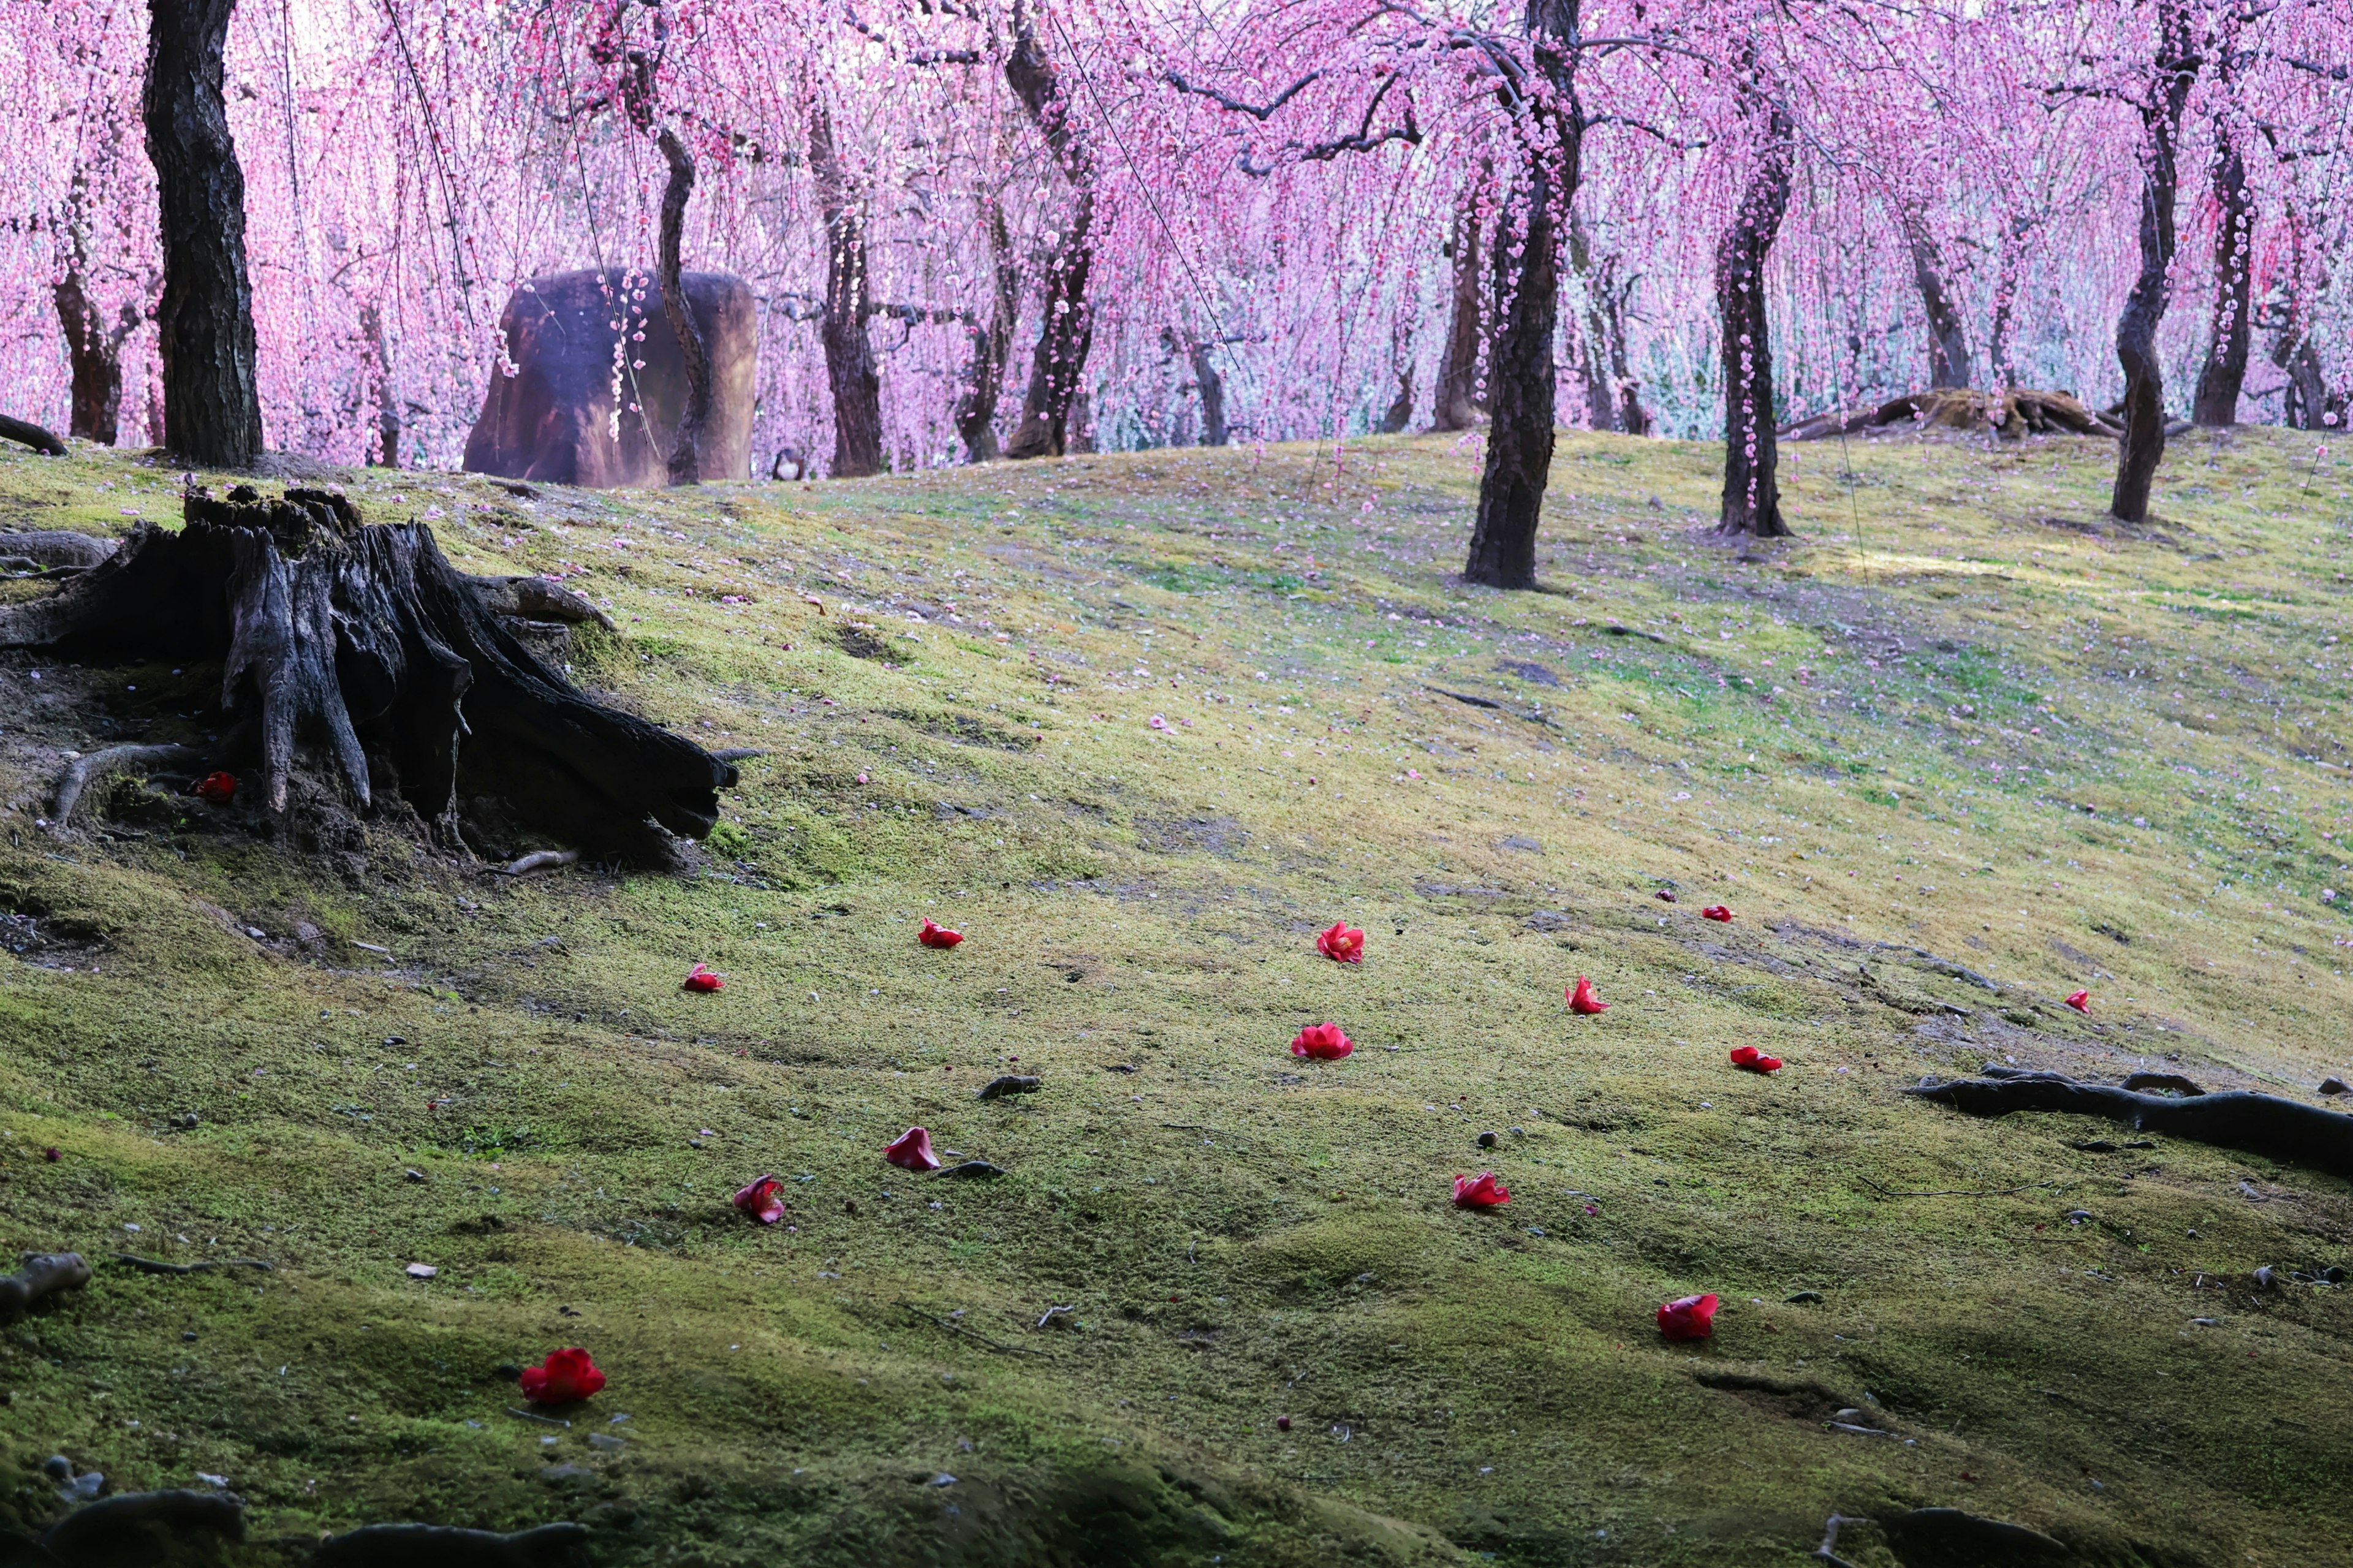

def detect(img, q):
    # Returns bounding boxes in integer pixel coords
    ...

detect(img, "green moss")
[0,431,2350,1562]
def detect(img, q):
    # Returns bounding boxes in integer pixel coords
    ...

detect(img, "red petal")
[1567,977,1609,1013]
[2065,990,2090,1013]
[885,1126,942,1171]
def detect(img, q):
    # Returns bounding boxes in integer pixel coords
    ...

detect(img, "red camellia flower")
[518,1347,606,1404]
[682,964,722,992]
[733,1173,786,1224]
[1701,905,1733,922]
[1730,1045,1783,1074]
[1290,1022,1354,1061]
[884,1126,942,1171]
[1658,1293,1719,1341]
[1567,976,1609,1014]
[1316,922,1366,964]
[919,918,964,949]
[42,1146,60,1162]
[1654,890,1677,903]
[195,771,237,806]
[1452,1172,1510,1208]
[2065,990,2090,1013]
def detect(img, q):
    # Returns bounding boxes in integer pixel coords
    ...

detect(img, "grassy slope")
[1,426,2350,1567]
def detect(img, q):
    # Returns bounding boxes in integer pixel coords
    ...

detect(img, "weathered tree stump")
[0,485,733,865]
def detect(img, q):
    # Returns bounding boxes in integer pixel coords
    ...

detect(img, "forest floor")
[0,425,2350,1567]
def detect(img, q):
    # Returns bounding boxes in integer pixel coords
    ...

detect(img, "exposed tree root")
[0,531,119,574]
[311,1520,589,1568]
[0,1252,90,1316]
[51,744,204,825]
[0,485,733,866]
[1905,1069,2353,1179]
[0,415,67,456]
[464,574,616,631]
[36,1490,244,1566]
[1784,388,2123,442]
[1882,1506,2067,1564]
[496,849,580,877]
[108,1252,271,1275]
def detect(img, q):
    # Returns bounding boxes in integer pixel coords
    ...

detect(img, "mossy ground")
[1,425,2350,1567]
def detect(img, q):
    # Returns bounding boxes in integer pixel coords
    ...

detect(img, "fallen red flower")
[1290,1022,1354,1061]
[1316,921,1366,964]
[42,1147,60,1162]
[682,964,723,993]
[1654,890,1677,903]
[1658,1293,1719,1341]
[518,1347,606,1404]
[194,771,237,806]
[1452,1172,1510,1208]
[2065,990,2090,1013]
[733,1173,786,1224]
[919,918,964,949]
[1567,976,1609,1014]
[884,1126,942,1172]
[1729,1045,1783,1074]
[1701,905,1733,922]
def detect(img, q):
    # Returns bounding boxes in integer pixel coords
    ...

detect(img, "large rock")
[463,268,756,487]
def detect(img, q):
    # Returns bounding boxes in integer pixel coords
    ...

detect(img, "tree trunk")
[1430,183,1487,432]
[1716,101,1795,539]
[953,192,1018,462]
[1900,207,1972,390]
[808,107,884,479]
[360,303,399,468]
[1002,1,1095,461]
[2191,116,2253,428]
[1567,213,1645,434]
[54,265,129,447]
[1379,368,1414,433]
[1462,0,1580,590]
[0,485,733,864]
[656,129,714,485]
[1185,335,1227,447]
[143,0,263,469]
[1985,211,2034,389]
[2110,0,2196,523]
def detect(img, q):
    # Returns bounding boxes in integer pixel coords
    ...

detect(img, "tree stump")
[0,484,734,865]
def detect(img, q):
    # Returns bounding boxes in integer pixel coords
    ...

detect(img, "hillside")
[1,425,2349,1567]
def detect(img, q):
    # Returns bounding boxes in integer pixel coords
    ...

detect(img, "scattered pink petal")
[885,1126,942,1172]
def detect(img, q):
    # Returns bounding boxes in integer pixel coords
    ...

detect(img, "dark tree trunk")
[809,107,884,479]
[1379,369,1414,433]
[2110,0,2196,523]
[1463,0,1580,590]
[360,303,399,468]
[55,266,132,447]
[1716,100,1795,539]
[0,485,732,864]
[1567,214,1645,434]
[1430,184,1487,432]
[656,129,714,485]
[1986,211,2034,388]
[1003,1,1095,461]
[143,0,263,469]
[1900,208,1972,389]
[2191,117,2253,428]
[1184,334,1227,447]
[953,193,1018,462]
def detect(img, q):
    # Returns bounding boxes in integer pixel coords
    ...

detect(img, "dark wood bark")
[2274,330,2340,432]
[0,417,68,457]
[1379,368,1414,433]
[2192,117,2253,427]
[952,193,1018,462]
[360,302,400,468]
[656,129,714,485]
[0,485,733,864]
[1002,0,1096,461]
[314,1521,590,1568]
[2110,1,2197,523]
[808,107,884,479]
[1907,1069,2353,1181]
[35,1490,246,1563]
[1716,100,1795,539]
[1430,186,1487,432]
[1899,208,1972,390]
[55,264,137,446]
[1567,214,1647,434]
[1181,333,1228,447]
[143,0,263,469]
[1461,0,1579,591]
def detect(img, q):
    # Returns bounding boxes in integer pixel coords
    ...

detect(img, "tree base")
[1904,1068,2353,1179]
[1782,388,2124,442]
[0,485,733,866]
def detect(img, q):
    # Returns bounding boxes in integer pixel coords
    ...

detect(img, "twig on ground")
[897,1302,1048,1357]
[498,849,580,876]
[110,1252,272,1275]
